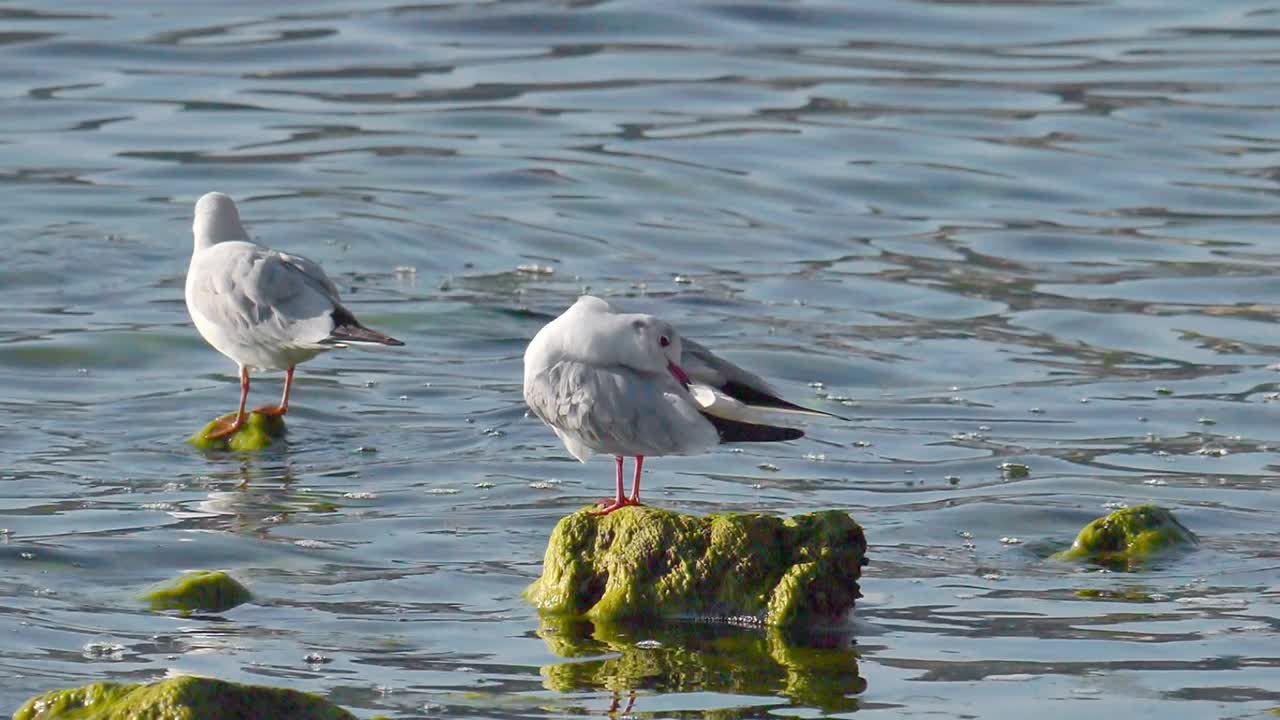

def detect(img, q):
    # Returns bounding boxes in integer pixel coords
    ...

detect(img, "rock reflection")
[538,617,865,715]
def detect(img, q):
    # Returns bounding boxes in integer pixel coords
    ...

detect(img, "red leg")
[206,366,250,439]
[595,456,626,508]
[628,456,645,503]
[595,455,643,515]
[253,366,294,416]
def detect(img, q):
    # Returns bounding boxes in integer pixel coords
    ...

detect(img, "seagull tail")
[322,307,405,347]
[702,413,804,444]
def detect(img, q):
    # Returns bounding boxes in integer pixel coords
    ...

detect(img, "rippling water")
[4,0,1280,717]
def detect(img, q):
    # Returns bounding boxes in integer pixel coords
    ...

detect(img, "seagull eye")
[659,335,670,348]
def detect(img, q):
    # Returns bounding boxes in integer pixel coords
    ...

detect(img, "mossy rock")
[1054,504,1199,570]
[189,411,285,452]
[1075,587,1159,602]
[525,506,867,627]
[14,676,356,720]
[539,617,864,713]
[143,570,251,614]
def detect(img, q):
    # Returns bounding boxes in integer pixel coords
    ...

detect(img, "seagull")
[184,192,404,440]
[523,295,839,514]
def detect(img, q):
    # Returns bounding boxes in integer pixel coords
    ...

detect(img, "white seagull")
[523,295,839,514]
[184,192,404,440]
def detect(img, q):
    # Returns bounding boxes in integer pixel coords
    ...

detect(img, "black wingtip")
[719,380,848,421]
[327,307,404,346]
[326,327,405,346]
[702,413,805,444]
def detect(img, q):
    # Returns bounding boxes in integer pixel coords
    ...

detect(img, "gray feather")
[524,359,719,461]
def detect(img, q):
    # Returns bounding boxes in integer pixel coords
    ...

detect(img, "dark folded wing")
[681,338,845,419]
[700,413,804,444]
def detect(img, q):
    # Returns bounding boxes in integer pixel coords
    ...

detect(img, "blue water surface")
[3,1,1280,717]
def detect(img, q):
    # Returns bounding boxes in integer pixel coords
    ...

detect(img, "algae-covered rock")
[525,506,867,627]
[1074,587,1160,602]
[14,676,356,720]
[1054,504,1199,570]
[538,617,864,714]
[143,570,251,614]
[189,411,285,452]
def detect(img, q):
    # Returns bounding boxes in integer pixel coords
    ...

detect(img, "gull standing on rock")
[184,192,404,440]
[523,295,839,514]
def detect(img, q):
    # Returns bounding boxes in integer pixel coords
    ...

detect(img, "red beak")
[668,361,691,388]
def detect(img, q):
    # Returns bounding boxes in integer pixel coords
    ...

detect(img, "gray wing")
[273,250,343,304]
[187,241,340,349]
[524,359,719,460]
[681,337,844,419]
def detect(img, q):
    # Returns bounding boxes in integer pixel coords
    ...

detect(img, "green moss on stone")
[538,617,864,713]
[188,412,285,452]
[525,506,867,627]
[1074,587,1158,602]
[143,570,251,614]
[1054,504,1199,570]
[14,676,355,720]
[999,462,1031,479]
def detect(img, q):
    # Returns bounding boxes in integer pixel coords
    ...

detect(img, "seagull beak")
[668,361,691,388]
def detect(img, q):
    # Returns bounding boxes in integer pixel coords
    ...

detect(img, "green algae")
[999,462,1031,479]
[14,676,356,720]
[142,570,251,614]
[1054,504,1199,571]
[1075,587,1160,602]
[525,506,867,627]
[538,617,864,714]
[188,411,285,452]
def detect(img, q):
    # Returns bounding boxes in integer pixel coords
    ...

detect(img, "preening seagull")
[184,192,403,440]
[523,295,839,514]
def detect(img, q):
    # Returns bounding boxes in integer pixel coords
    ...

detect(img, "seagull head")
[627,315,690,388]
[192,192,250,251]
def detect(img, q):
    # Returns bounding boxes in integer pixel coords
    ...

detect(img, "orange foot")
[252,404,288,417]
[593,497,642,516]
[204,416,245,440]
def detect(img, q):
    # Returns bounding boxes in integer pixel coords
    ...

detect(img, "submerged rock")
[143,570,251,614]
[1074,588,1160,602]
[525,506,867,627]
[188,411,285,452]
[539,617,865,714]
[1054,504,1199,570]
[14,676,356,720]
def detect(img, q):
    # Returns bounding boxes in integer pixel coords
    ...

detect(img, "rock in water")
[1054,504,1199,570]
[188,411,286,452]
[14,676,356,720]
[525,506,867,627]
[143,570,251,614]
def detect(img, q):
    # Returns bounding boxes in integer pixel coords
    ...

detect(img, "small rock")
[14,677,357,720]
[142,570,251,614]
[999,462,1031,479]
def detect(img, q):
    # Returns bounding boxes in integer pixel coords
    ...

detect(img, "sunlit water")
[4,1,1280,717]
